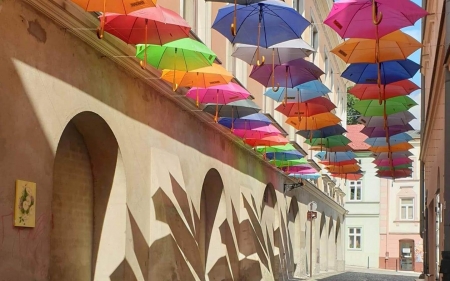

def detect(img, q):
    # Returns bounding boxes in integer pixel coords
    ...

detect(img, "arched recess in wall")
[327,217,335,271]
[49,112,127,280]
[261,183,280,279]
[287,197,300,275]
[319,211,327,271]
[335,215,342,267]
[199,168,233,280]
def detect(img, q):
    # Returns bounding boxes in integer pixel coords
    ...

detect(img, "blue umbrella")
[365,133,413,147]
[212,0,310,65]
[265,151,304,161]
[341,59,421,85]
[297,124,347,139]
[218,113,271,130]
[315,151,356,162]
[289,173,321,180]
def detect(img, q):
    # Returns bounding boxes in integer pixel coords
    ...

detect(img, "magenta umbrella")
[249,58,324,104]
[373,157,413,167]
[186,82,250,107]
[282,165,312,173]
[324,0,428,39]
[286,168,317,175]
[233,124,281,139]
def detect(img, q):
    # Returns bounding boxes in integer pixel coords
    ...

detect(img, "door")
[399,240,414,271]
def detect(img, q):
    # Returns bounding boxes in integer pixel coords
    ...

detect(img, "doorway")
[399,239,415,271]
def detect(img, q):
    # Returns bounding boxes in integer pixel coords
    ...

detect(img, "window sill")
[393,220,419,223]
[347,248,362,251]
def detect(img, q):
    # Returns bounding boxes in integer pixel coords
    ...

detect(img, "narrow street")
[306,267,421,281]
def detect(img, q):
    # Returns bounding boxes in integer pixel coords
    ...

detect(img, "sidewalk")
[292,266,422,280]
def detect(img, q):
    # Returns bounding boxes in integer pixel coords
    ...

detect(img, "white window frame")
[348,180,362,201]
[400,198,414,220]
[348,227,362,250]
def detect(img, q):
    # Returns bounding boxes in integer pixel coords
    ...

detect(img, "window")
[183,0,197,32]
[400,198,414,220]
[293,0,304,13]
[324,51,329,81]
[349,180,362,201]
[348,227,361,249]
[311,20,318,62]
[330,69,334,92]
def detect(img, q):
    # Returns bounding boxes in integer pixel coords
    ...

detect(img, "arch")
[327,217,335,271]
[335,216,343,271]
[319,212,328,272]
[50,112,127,280]
[287,197,301,276]
[261,183,280,280]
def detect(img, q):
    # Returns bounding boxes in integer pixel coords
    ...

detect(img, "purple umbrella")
[372,151,413,160]
[361,124,414,138]
[282,164,312,173]
[324,0,428,39]
[358,111,416,127]
[374,157,413,167]
[249,58,324,103]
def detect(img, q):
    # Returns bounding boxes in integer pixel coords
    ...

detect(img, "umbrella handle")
[231,0,237,36]
[140,20,149,70]
[172,48,178,91]
[256,21,265,66]
[96,0,106,39]
[372,0,383,25]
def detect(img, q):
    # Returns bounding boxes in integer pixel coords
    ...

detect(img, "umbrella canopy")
[375,157,413,166]
[264,85,329,103]
[320,159,358,166]
[232,38,314,65]
[297,124,347,139]
[341,60,421,85]
[290,173,321,180]
[102,6,191,45]
[245,135,289,147]
[331,173,363,180]
[377,164,412,171]
[286,113,341,130]
[233,124,281,139]
[186,83,250,105]
[310,145,354,152]
[256,144,296,153]
[358,111,416,127]
[315,151,356,162]
[282,164,312,172]
[361,124,414,138]
[369,142,414,153]
[218,113,272,130]
[205,0,262,3]
[286,168,318,174]
[372,151,413,160]
[323,0,428,39]
[136,38,216,72]
[331,30,422,64]
[376,169,412,179]
[275,97,336,118]
[326,164,361,174]
[160,63,233,89]
[72,0,156,14]
[305,135,352,148]
[250,58,324,89]
[270,158,309,167]
[265,151,305,161]
[353,96,417,116]
[349,80,420,100]
[203,99,260,119]
[365,133,413,147]
[212,0,310,46]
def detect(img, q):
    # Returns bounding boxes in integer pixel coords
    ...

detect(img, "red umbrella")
[377,169,412,179]
[244,135,289,147]
[349,80,420,100]
[320,159,358,166]
[275,97,336,117]
[332,173,363,181]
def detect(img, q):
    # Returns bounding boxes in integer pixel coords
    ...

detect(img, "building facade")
[0,0,349,280]
[420,0,448,280]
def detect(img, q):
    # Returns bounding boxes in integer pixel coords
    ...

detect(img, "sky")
[401,0,423,130]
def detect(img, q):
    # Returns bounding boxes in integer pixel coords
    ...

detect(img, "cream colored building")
[0,0,349,280]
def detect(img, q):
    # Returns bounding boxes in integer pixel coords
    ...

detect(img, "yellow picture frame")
[14,180,36,227]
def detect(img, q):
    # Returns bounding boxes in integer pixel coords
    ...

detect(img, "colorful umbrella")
[320,159,358,166]
[323,0,428,39]
[245,135,289,147]
[376,169,412,179]
[369,142,414,153]
[305,135,352,148]
[285,113,341,130]
[250,59,324,96]
[270,158,309,167]
[102,6,190,45]
[353,96,417,116]
[361,124,414,138]
[341,59,421,85]
[203,99,260,120]
[290,173,321,180]
[218,113,272,130]
[331,173,363,181]
[275,97,336,118]
[282,164,312,172]
[310,145,354,152]
[265,151,305,161]
[326,164,361,174]
[160,63,233,91]
[372,151,413,160]
[349,80,420,100]
[233,124,281,139]
[286,168,318,174]
[186,83,250,112]
[376,160,412,168]
[212,0,310,64]
[364,133,413,147]
[358,111,416,127]
[315,151,356,162]
[330,30,422,64]
[264,84,329,103]
[297,124,347,139]
[136,38,216,82]
[256,144,296,153]
[232,38,314,65]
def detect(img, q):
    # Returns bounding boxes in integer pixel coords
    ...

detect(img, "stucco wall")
[0,0,346,280]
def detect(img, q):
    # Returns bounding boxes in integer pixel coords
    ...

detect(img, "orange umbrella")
[275,97,336,117]
[244,135,289,147]
[286,112,341,130]
[369,142,413,153]
[326,164,361,174]
[332,173,363,181]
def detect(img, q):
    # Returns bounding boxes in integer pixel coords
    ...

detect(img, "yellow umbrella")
[331,30,422,64]
[369,142,414,153]
[326,164,361,174]
[285,113,341,131]
[71,0,156,39]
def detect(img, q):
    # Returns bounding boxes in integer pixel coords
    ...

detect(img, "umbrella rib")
[340,2,371,38]
[182,49,188,71]
[155,20,162,45]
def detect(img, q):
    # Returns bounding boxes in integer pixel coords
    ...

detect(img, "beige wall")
[0,0,346,280]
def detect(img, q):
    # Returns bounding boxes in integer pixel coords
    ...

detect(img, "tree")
[347,87,360,125]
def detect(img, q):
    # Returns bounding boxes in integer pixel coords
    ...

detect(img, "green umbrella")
[270,158,308,168]
[304,135,351,148]
[256,144,296,153]
[136,38,216,89]
[353,96,417,117]
[377,164,412,171]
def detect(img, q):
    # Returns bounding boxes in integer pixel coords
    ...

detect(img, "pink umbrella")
[186,82,250,105]
[233,124,281,139]
[282,165,313,173]
[324,0,428,39]
[373,157,413,167]
[286,168,318,175]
